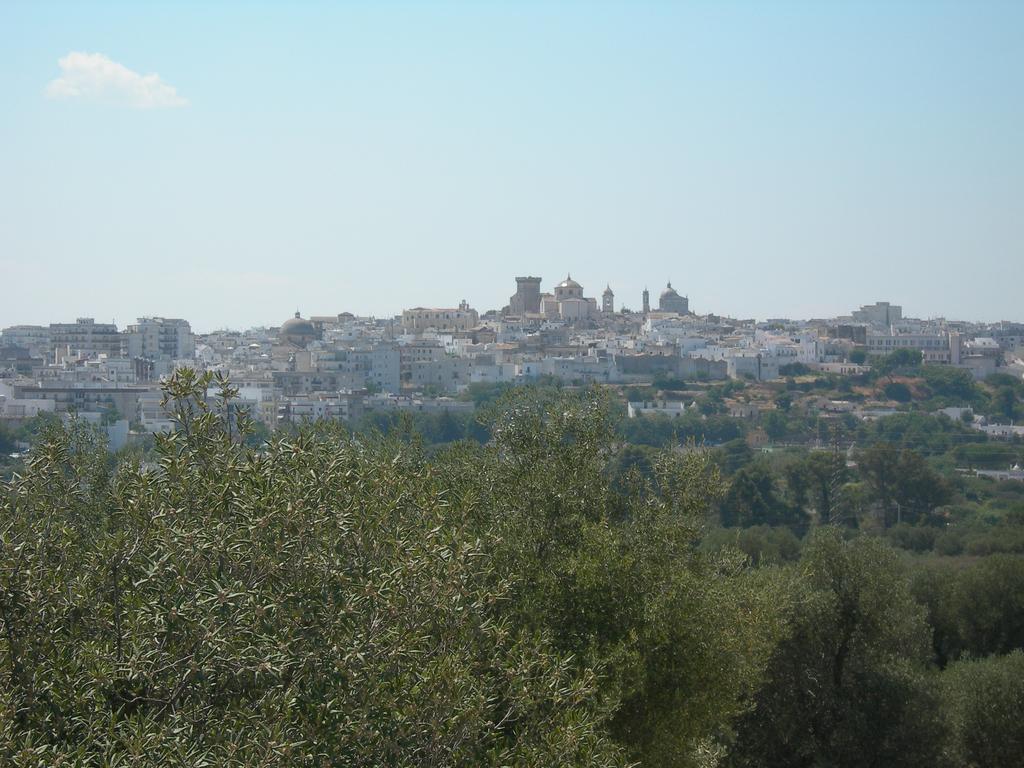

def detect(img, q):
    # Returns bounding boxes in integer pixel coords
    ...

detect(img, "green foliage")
[0,371,792,767]
[701,525,803,566]
[910,555,1024,665]
[697,387,727,416]
[857,444,952,526]
[941,651,1024,768]
[9,412,62,446]
[652,372,688,390]
[886,523,938,553]
[459,381,516,407]
[761,410,789,441]
[954,441,1020,468]
[778,362,810,377]
[606,444,658,490]
[985,373,1024,390]
[715,438,753,475]
[99,401,123,426]
[242,416,273,448]
[0,371,626,766]
[351,408,489,447]
[619,412,744,448]
[454,385,788,767]
[948,555,1024,658]
[884,381,913,403]
[802,450,848,521]
[0,422,15,454]
[919,365,980,403]
[728,530,946,768]
[962,525,1024,555]
[719,463,808,530]
[872,348,922,377]
[5,368,1023,767]
[908,561,961,666]
[902,484,1024,555]
[856,411,980,457]
[991,385,1020,422]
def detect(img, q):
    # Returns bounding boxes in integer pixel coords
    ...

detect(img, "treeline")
[713,441,955,529]
[622,397,1021,461]
[343,378,1020,462]
[865,350,1024,420]
[1,371,1023,766]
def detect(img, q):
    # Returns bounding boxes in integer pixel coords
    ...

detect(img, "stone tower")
[509,276,542,315]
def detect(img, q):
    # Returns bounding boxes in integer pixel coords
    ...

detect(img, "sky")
[1,1,1021,332]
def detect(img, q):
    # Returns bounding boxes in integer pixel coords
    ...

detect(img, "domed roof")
[557,274,582,290]
[603,284,614,295]
[281,311,316,337]
[660,281,680,300]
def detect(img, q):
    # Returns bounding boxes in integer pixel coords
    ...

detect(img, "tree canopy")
[2,369,1020,767]
[0,371,785,767]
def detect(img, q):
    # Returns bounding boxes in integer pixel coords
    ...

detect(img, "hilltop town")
[0,274,1019,450]
[2,275,1023,451]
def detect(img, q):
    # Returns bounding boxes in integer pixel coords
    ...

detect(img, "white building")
[137,390,176,432]
[627,400,688,418]
[0,381,56,420]
[0,325,51,357]
[526,353,618,384]
[401,302,479,333]
[814,362,872,376]
[726,353,780,381]
[852,302,902,327]
[124,317,195,365]
[866,330,950,362]
[277,391,365,424]
[50,318,122,360]
[309,344,402,393]
[545,275,599,322]
[980,424,1024,440]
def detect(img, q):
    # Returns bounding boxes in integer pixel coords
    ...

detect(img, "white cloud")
[45,52,187,109]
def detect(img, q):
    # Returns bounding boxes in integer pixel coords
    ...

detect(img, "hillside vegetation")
[1,370,1022,767]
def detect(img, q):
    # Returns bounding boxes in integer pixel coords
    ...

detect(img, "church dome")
[658,282,689,315]
[280,311,317,345]
[557,274,582,290]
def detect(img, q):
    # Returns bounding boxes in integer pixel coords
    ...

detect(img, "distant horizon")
[2,284,1019,338]
[2,2,1021,331]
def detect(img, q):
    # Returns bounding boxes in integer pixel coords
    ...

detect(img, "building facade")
[401,302,479,333]
[658,282,689,315]
[124,317,194,361]
[49,318,121,360]
[508,276,542,315]
[546,275,598,321]
[1,325,51,358]
[853,302,902,327]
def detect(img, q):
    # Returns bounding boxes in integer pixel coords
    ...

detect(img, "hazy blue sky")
[1,1,1021,332]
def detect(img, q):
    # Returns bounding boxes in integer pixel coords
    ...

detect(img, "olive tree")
[0,371,625,767]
